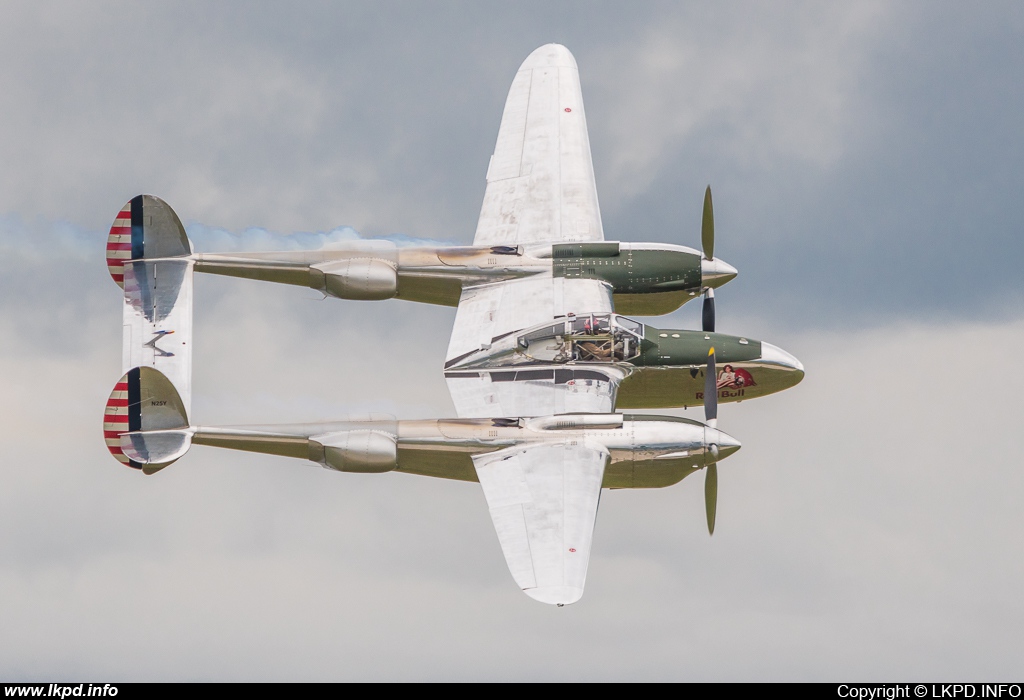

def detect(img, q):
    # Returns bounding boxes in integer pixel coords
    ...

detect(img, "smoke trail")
[186,223,455,253]
[0,214,98,261]
[0,214,455,260]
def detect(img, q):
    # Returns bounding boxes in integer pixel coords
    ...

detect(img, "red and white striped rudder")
[102,367,191,473]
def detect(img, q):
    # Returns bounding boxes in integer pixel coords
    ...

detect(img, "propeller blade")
[702,287,715,333]
[704,346,718,427]
[701,185,714,261]
[705,462,718,535]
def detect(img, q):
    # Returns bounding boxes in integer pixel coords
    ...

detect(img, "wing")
[474,442,609,605]
[474,44,604,246]
[446,365,625,419]
[445,276,616,417]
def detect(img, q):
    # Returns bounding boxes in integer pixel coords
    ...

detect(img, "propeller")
[703,346,719,535]
[702,288,715,335]
[701,186,716,333]
[704,459,718,536]
[703,346,718,429]
[701,185,715,262]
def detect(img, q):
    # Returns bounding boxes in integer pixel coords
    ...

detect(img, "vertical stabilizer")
[107,195,192,287]
[103,367,192,473]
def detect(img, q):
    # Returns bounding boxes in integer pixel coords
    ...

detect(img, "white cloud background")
[0,1,1022,681]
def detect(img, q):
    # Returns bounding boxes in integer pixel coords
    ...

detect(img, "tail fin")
[106,195,192,287]
[105,195,194,473]
[103,367,192,474]
[108,195,193,417]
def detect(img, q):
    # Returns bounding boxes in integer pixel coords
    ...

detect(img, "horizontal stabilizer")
[103,366,191,473]
[121,430,192,474]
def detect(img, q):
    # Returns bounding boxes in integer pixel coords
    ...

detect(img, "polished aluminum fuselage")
[396,415,738,467]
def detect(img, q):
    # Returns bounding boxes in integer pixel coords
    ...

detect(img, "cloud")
[587,3,890,204]
[1,0,1024,680]
[0,233,1022,678]
[2,2,1022,327]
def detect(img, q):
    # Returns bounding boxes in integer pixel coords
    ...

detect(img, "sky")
[0,1,1022,681]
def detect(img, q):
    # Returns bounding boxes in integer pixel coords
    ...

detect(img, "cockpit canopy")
[516,313,643,364]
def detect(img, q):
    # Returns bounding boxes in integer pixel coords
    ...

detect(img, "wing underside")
[473,442,608,605]
[446,366,624,419]
[474,44,604,247]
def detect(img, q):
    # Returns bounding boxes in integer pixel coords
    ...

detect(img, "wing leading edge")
[473,442,609,605]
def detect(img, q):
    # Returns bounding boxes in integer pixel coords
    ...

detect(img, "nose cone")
[759,342,805,374]
[701,257,738,289]
[705,427,742,461]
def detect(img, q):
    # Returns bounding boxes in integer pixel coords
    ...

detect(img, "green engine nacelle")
[551,242,707,316]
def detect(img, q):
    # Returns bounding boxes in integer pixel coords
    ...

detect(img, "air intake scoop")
[527,414,624,431]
